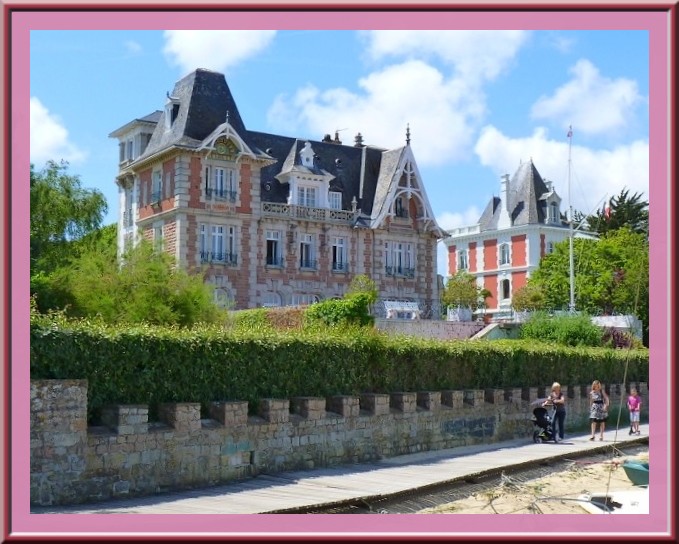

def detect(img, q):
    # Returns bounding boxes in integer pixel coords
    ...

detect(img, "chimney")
[333,131,342,145]
[354,132,364,147]
[497,173,512,229]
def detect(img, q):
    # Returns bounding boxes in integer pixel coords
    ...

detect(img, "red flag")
[604,205,611,220]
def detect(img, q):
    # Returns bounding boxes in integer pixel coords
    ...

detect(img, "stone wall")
[375,318,486,340]
[30,379,648,507]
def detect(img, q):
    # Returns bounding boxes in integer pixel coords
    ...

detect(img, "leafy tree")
[347,274,378,305]
[33,237,226,327]
[585,189,649,236]
[442,272,484,311]
[529,227,649,345]
[30,160,108,274]
[511,283,546,312]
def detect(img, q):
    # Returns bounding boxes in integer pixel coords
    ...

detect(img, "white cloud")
[267,31,530,167]
[530,59,644,136]
[268,60,484,166]
[474,125,649,215]
[362,30,529,82]
[30,97,86,166]
[124,40,142,56]
[163,30,276,75]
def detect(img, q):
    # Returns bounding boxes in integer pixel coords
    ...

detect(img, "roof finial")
[406,123,411,146]
[226,110,230,124]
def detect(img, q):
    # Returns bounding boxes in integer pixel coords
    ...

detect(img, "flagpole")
[567,125,575,313]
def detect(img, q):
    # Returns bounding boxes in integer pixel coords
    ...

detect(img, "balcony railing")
[385,265,415,278]
[265,256,284,267]
[261,202,356,224]
[200,251,238,266]
[206,188,237,202]
[299,259,317,270]
[150,191,162,205]
[394,208,409,219]
[332,261,349,272]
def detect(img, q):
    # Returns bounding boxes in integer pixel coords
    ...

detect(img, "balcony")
[299,259,318,270]
[200,251,238,266]
[385,265,415,278]
[261,202,356,224]
[332,261,349,272]
[206,188,237,203]
[265,256,284,268]
[150,191,162,206]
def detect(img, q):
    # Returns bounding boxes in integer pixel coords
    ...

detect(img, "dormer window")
[297,186,317,207]
[394,196,408,218]
[165,95,180,129]
[548,202,559,223]
[328,191,342,210]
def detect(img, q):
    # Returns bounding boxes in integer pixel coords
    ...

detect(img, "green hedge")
[30,314,649,423]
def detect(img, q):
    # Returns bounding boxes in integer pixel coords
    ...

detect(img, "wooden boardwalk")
[31,424,649,515]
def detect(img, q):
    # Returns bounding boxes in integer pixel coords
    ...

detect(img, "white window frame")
[153,225,163,250]
[297,186,317,208]
[546,241,555,254]
[328,191,342,210]
[291,294,319,306]
[500,278,511,300]
[299,233,315,269]
[151,170,162,203]
[263,292,282,308]
[266,229,283,266]
[457,249,468,271]
[332,237,347,271]
[126,140,134,162]
[548,202,559,223]
[499,243,510,266]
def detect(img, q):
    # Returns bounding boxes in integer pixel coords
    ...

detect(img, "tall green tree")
[442,272,485,311]
[529,227,649,344]
[585,188,649,236]
[30,160,108,274]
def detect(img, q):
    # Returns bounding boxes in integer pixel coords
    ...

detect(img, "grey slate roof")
[116,68,420,220]
[479,161,565,231]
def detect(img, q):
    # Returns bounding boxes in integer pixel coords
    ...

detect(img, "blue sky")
[29,29,649,276]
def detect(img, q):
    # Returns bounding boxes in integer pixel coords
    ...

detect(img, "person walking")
[589,380,609,441]
[543,382,566,441]
[627,387,642,435]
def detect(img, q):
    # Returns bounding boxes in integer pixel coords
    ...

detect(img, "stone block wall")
[375,318,486,340]
[30,379,648,507]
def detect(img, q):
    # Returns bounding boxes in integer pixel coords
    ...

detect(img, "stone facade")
[30,379,648,507]
[375,318,486,340]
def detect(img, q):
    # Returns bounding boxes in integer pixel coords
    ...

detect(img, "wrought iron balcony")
[332,261,349,272]
[394,208,409,219]
[265,256,284,267]
[299,259,318,270]
[206,188,237,202]
[200,251,238,266]
[385,265,416,278]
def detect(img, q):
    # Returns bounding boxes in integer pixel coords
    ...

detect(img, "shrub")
[304,293,374,328]
[519,312,603,347]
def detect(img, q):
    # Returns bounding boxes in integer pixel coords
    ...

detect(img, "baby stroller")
[532,406,557,443]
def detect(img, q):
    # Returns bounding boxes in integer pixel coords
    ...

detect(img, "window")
[151,171,162,204]
[457,249,468,271]
[328,191,342,210]
[263,292,282,308]
[394,196,408,218]
[266,230,283,266]
[299,234,315,269]
[548,202,559,223]
[297,186,317,208]
[153,225,163,250]
[332,237,347,271]
[546,241,555,254]
[385,241,415,277]
[126,140,134,161]
[200,224,237,265]
[499,243,510,266]
[500,279,511,300]
[291,294,319,306]
[211,167,237,201]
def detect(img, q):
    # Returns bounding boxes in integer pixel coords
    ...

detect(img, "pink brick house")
[110,69,445,316]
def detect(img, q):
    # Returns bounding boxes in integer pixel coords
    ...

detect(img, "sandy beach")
[419,449,648,514]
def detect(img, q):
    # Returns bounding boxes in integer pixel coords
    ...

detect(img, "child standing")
[627,388,642,435]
